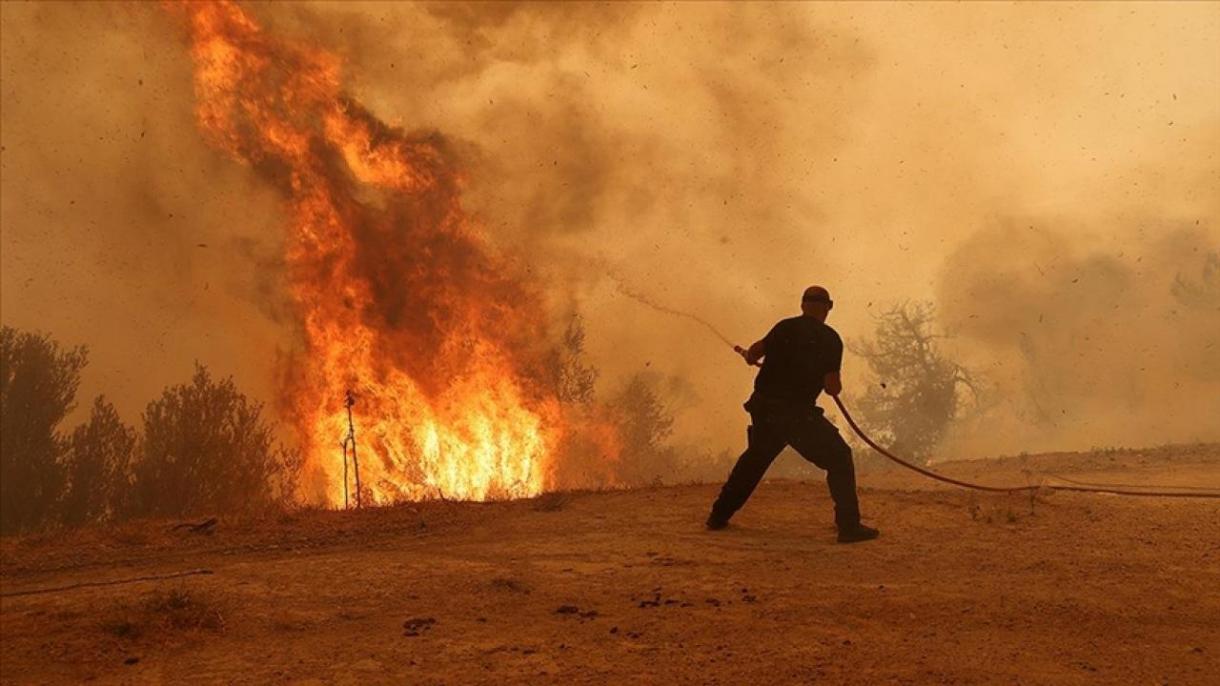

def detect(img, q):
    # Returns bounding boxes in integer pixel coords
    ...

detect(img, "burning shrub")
[128,364,298,518]
[851,302,978,464]
[0,326,86,534]
[168,3,638,504]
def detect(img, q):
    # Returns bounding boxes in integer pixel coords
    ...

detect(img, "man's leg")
[708,418,786,527]
[788,412,862,530]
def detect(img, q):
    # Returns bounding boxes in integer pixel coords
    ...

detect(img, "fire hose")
[729,345,1220,499]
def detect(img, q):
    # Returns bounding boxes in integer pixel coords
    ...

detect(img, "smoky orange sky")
[2,2,1217,463]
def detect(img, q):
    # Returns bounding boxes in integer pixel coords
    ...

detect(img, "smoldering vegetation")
[2,0,1218,517]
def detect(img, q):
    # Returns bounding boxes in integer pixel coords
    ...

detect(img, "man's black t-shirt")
[752,316,843,405]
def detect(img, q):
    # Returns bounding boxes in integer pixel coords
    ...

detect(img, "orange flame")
[174,1,609,505]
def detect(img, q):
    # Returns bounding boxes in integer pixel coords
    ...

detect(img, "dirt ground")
[2,445,1218,685]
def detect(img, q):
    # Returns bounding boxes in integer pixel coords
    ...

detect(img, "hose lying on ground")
[0,568,214,598]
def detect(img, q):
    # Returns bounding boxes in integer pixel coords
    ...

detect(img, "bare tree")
[851,302,978,464]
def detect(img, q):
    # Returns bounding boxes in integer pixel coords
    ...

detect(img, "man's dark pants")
[710,401,861,529]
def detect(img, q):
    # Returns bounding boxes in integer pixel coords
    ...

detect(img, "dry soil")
[2,445,1218,685]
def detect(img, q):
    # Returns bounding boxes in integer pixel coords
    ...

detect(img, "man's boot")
[836,523,880,543]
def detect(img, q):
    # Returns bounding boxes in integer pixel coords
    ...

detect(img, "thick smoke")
[260,2,1220,457]
[1,2,292,421]
[938,212,1220,455]
[252,1,878,453]
[2,2,1218,466]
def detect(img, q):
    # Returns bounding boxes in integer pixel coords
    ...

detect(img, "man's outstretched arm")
[738,321,784,366]
[744,339,766,365]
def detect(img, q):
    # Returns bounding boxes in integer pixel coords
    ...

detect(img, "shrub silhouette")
[1,326,301,533]
[552,315,598,406]
[0,326,87,534]
[608,372,679,486]
[61,396,136,526]
[129,364,297,518]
